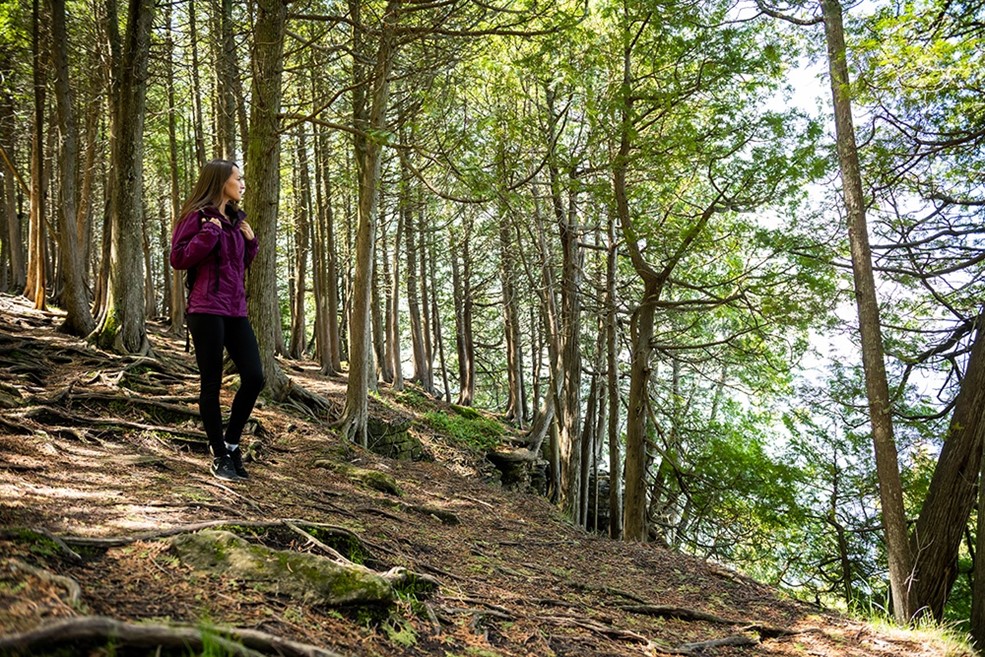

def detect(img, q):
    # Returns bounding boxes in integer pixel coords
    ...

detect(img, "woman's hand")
[203,217,222,228]
[240,221,255,241]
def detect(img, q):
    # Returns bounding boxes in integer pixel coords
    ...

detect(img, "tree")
[48,0,94,336]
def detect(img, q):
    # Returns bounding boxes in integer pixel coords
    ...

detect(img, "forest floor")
[0,292,973,657]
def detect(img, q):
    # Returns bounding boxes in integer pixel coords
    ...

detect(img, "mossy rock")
[169,530,393,606]
[366,416,425,461]
[450,404,480,420]
[314,461,404,497]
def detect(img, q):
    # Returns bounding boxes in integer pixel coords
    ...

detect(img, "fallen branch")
[0,616,347,657]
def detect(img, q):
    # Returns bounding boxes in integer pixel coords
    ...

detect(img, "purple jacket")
[170,206,259,317]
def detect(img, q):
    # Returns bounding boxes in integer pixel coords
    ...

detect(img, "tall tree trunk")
[910,310,985,618]
[973,462,985,648]
[245,0,291,395]
[451,225,470,404]
[418,195,434,393]
[48,0,93,334]
[387,192,403,390]
[324,170,342,372]
[166,1,184,334]
[0,50,26,293]
[373,219,392,383]
[820,0,913,621]
[499,209,525,427]
[428,222,449,401]
[311,121,335,375]
[288,129,310,360]
[606,206,623,539]
[214,0,237,159]
[26,0,47,310]
[188,0,206,168]
[339,0,399,444]
[405,174,428,390]
[91,0,154,354]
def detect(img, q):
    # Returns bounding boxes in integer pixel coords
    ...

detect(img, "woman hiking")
[171,159,264,481]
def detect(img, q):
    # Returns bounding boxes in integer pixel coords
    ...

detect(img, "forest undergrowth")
[0,293,972,657]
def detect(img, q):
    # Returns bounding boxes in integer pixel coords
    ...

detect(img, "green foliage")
[423,410,504,451]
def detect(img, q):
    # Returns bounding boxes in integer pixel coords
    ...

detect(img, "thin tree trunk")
[26,0,47,310]
[0,50,25,292]
[373,216,392,383]
[405,175,428,389]
[499,209,524,427]
[166,2,184,334]
[428,222,449,401]
[820,0,912,621]
[311,120,335,374]
[387,188,403,390]
[188,0,206,169]
[288,129,310,360]
[418,195,434,393]
[606,206,623,540]
[339,0,399,445]
[214,0,237,159]
[325,171,342,372]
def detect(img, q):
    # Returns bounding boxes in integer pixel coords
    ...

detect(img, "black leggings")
[187,314,265,456]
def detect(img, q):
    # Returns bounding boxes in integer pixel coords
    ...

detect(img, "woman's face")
[222,167,245,204]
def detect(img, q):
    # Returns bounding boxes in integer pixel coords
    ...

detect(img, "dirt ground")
[0,293,972,657]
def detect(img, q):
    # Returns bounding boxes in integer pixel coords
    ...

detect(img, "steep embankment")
[0,293,970,657]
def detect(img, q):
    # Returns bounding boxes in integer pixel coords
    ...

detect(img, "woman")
[171,159,264,481]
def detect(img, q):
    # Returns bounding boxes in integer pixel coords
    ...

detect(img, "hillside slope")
[0,294,970,657]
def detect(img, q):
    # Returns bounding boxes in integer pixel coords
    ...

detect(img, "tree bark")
[48,0,93,334]
[165,2,184,335]
[26,0,47,310]
[288,129,311,360]
[405,176,428,390]
[820,0,913,622]
[213,0,237,159]
[606,206,623,539]
[90,0,155,354]
[245,0,291,396]
[910,311,985,618]
[188,0,206,169]
[387,175,403,390]
[339,0,399,445]
[0,50,25,293]
[499,210,524,426]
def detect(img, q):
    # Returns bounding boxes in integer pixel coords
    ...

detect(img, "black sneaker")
[211,454,240,481]
[228,447,248,479]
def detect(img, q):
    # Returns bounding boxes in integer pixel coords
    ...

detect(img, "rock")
[169,530,393,607]
[314,461,404,497]
[366,416,427,461]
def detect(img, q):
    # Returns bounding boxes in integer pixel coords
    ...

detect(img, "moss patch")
[169,530,394,607]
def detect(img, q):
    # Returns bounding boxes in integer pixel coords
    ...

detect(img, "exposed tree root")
[6,558,86,611]
[668,634,759,655]
[620,603,798,638]
[0,615,347,657]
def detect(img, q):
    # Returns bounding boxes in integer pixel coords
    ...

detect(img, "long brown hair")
[177,159,240,223]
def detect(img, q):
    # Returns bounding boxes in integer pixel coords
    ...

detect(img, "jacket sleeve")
[244,235,260,267]
[170,212,221,270]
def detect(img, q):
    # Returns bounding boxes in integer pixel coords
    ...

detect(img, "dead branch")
[0,616,347,657]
